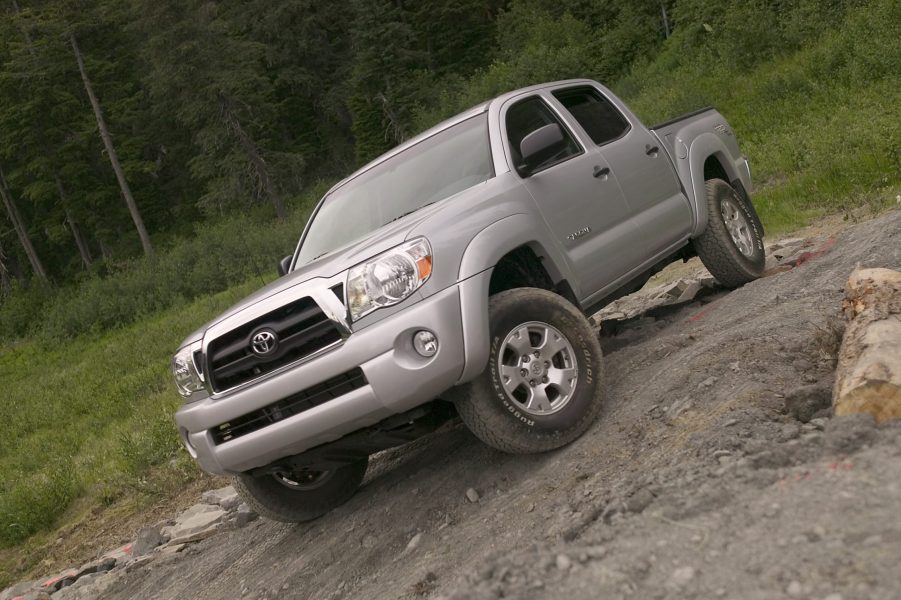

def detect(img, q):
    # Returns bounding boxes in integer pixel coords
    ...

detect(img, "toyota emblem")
[251,329,278,356]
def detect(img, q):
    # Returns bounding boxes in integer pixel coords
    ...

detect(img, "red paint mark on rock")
[40,568,78,588]
[790,237,835,267]
[687,309,707,322]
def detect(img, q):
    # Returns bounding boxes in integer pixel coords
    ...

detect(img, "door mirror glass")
[278,255,292,277]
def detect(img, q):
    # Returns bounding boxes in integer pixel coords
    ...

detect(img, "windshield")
[296,114,492,265]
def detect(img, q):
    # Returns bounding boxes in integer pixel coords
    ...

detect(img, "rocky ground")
[3,209,900,600]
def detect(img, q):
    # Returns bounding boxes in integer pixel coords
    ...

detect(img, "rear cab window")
[553,86,630,146]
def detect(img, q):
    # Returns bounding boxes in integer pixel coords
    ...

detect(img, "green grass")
[0,278,262,574]
[617,0,901,233]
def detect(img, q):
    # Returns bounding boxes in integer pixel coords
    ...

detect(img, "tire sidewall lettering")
[721,184,764,265]
[488,306,596,430]
[735,193,764,252]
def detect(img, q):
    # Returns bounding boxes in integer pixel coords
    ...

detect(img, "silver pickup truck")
[171,79,764,522]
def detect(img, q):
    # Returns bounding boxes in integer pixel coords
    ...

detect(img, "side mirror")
[518,123,566,176]
[277,255,292,277]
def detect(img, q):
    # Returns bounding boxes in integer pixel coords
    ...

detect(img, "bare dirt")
[52,210,901,599]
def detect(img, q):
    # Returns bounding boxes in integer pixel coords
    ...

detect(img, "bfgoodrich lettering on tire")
[450,288,605,454]
[694,178,765,288]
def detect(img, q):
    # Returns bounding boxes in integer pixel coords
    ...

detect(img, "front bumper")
[176,284,466,475]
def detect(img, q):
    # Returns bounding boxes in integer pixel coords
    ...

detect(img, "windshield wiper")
[384,202,438,226]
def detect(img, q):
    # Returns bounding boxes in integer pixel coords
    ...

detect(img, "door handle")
[592,165,610,179]
[645,144,659,156]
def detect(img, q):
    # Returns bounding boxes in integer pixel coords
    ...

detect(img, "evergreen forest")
[0,0,898,340]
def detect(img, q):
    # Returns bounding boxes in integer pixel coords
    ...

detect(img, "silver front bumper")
[176,284,466,475]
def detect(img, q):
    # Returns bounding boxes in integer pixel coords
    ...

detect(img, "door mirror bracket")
[278,255,292,277]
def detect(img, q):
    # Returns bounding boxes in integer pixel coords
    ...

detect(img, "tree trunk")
[66,210,93,269]
[660,2,671,38]
[70,32,153,256]
[219,92,287,220]
[0,237,10,292]
[833,267,901,423]
[0,164,48,282]
[99,238,113,261]
[54,175,92,268]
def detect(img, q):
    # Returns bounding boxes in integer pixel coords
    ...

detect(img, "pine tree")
[130,0,302,219]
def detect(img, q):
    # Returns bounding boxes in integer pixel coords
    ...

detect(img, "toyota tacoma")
[171,79,764,522]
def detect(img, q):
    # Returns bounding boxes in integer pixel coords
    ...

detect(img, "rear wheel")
[694,178,765,288]
[450,288,605,454]
[233,458,367,523]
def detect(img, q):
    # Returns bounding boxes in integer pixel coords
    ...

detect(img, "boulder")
[201,485,241,511]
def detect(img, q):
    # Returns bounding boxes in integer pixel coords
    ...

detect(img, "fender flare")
[457,213,576,285]
[455,214,577,383]
[685,132,744,237]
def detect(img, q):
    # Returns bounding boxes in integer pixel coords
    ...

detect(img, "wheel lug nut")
[529,380,537,387]
[541,376,548,383]
[520,369,528,377]
[522,355,530,363]
[544,361,550,367]
[533,351,540,358]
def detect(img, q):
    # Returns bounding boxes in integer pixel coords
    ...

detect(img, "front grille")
[211,368,368,444]
[207,297,343,392]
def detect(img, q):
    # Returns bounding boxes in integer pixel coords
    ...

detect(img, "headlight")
[347,238,433,321]
[172,344,205,398]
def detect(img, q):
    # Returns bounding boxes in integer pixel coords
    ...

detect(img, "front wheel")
[694,178,765,288]
[233,458,367,523]
[450,288,605,454]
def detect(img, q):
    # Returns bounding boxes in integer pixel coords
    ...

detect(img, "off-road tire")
[450,288,605,454]
[233,459,367,523]
[694,178,765,288]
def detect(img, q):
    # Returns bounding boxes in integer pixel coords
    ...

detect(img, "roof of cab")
[324,78,597,196]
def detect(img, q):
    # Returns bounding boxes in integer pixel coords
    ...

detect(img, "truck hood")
[178,204,446,347]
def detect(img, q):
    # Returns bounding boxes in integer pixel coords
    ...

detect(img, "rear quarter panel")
[652,110,751,237]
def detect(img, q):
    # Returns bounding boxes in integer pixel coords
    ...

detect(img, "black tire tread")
[694,178,764,288]
[233,459,367,523]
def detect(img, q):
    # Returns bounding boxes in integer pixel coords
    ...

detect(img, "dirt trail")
[83,209,901,599]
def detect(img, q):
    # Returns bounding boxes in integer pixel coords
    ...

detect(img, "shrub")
[0,187,328,343]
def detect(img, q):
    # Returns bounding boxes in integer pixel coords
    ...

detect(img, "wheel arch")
[456,214,579,384]
[458,214,577,295]
[686,133,746,237]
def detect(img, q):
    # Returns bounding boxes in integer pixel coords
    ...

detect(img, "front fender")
[455,213,577,383]
[457,213,576,286]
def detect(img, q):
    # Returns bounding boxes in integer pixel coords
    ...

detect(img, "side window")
[553,87,630,146]
[505,97,581,173]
